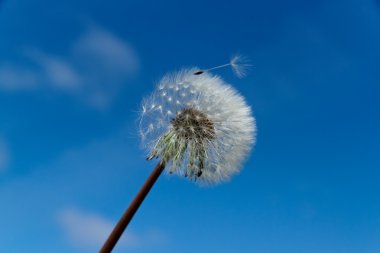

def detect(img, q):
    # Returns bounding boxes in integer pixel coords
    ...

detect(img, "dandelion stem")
[99,162,165,253]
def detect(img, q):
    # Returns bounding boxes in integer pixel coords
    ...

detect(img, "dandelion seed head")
[140,68,256,184]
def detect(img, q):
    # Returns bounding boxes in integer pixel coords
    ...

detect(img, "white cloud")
[57,207,168,251]
[26,50,82,91]
[57,207,139,250]
[0,64,39,91]
[0,25,140,109]
[73,28,139,75]
[0,138,10,171]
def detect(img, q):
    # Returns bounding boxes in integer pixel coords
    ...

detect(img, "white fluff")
[230,54,251,78]
[139,68,256,184]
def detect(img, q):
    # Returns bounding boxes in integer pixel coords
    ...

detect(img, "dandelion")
[140,68,256,183]
[100,57,256,253]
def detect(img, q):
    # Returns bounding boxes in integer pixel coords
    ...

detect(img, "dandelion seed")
[194,54,251,78]
[142,105,147,114]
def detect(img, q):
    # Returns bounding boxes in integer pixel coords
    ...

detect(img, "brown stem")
[99,162,165,253]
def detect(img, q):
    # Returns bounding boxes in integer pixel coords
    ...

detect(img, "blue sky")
[0,0,379,252]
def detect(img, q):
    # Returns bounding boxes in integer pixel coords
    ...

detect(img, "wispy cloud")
[73,27,139,75]
[57,207,138,250]
[0,25,140,109]
[57,207,168,251]
[26,50,82,91]
[0,64,39,91]
[0,138,10,171]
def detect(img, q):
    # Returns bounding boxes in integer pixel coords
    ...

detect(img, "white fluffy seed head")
[139,68,256,184]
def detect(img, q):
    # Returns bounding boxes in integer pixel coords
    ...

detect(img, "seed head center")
[171,108,215,141]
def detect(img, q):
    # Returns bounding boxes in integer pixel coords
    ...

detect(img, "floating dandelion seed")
[100,57,256,252]
[194,54,251,78]
[140,69,256,183]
